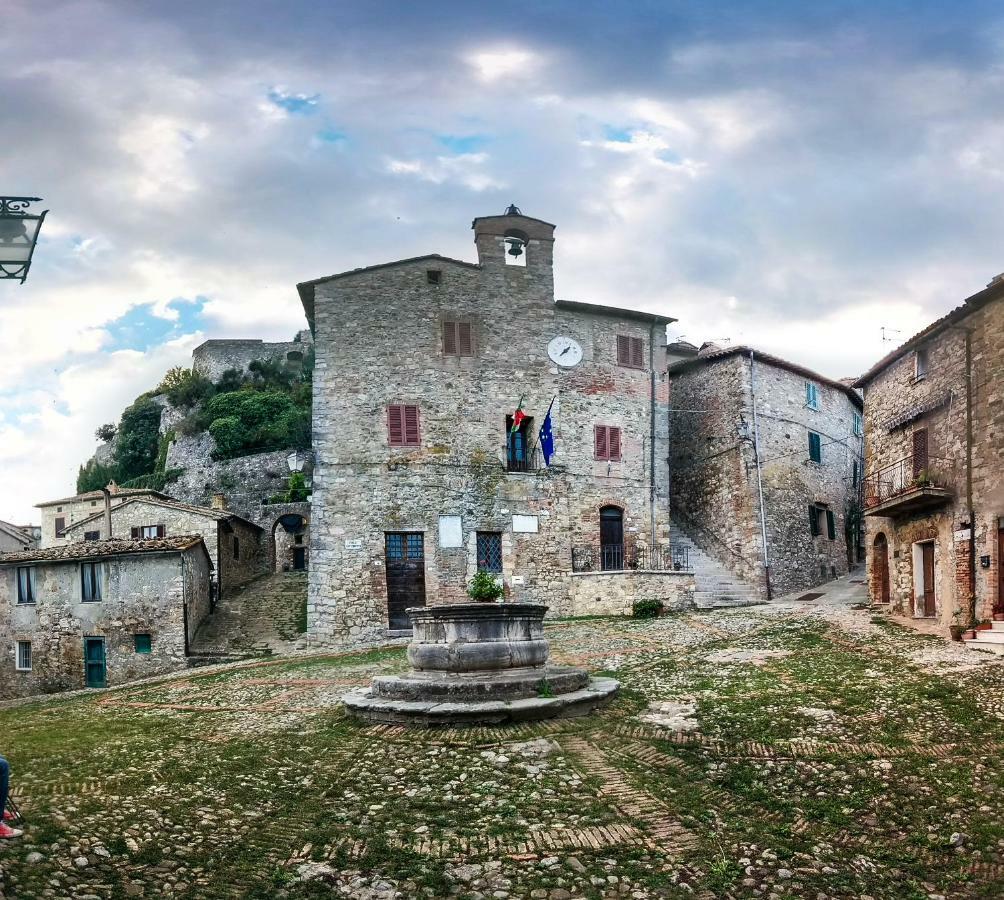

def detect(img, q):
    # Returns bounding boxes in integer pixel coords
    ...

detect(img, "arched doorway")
[873,533,890,603]
[599,506,624,571]
[273,514,309,572]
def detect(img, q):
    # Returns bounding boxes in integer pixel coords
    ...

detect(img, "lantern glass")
[287,450,304,473]
[0,215,42,265]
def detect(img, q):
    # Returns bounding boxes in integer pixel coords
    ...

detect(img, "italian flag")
[510,396,527,433]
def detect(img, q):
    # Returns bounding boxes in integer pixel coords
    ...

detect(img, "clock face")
[547,335,583,367]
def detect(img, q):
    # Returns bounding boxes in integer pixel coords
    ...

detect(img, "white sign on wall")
[511,575,526,586]
[954,529,971,542]
[345,539,363,551]
[512,515,539,534]
[439,515,464,548]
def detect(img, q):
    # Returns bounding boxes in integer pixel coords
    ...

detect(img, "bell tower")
[472,205,556,290]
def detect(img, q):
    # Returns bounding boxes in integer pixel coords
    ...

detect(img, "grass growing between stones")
[1,597,1003,898]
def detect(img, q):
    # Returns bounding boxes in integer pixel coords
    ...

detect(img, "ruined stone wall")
[566,571,695,617]
[191,332,312,383]
[307,222,671,646]
[0,549,206,699]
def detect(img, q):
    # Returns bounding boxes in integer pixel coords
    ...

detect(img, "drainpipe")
[965,328,976,627]
[750,351,772,600]
[649,322,657,550]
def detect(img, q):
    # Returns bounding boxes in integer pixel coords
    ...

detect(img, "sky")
[3,0,1004,523]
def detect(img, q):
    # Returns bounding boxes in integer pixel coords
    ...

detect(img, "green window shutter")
[134,634,152,654]
[826,509,836,540]
[809,505,820,536]
[808,432,822,463]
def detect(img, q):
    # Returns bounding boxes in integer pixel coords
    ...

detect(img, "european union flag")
[539,400,555,466]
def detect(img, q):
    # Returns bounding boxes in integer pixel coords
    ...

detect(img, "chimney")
[210,493,228,511]
[101,487,113,540]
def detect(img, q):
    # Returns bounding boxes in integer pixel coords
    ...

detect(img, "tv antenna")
[881,326,901,343]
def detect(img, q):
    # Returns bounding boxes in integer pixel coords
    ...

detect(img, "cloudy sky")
[3,0,1004,523]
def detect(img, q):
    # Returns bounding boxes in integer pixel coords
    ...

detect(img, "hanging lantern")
[0,197,48,283]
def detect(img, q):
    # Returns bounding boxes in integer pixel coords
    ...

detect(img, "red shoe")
[0,823,23,839]
[2,810,14,822]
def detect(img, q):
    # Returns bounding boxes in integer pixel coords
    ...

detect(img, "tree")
[158,367,213,408]
[115,397,163,481]
[77,459,118,494]
[95,423,117,443]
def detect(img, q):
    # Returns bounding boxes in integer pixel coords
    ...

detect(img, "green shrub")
[95,423,117,443]
[159,367,214,408]
[77,459,119,493]
[632,598,663,619]
[115,397,163,481]
[208,416,244,457]
[468,571,504,602]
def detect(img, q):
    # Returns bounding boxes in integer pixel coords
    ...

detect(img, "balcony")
[504,444,543,474]
[571,544,692,573]
[863,454,954,518]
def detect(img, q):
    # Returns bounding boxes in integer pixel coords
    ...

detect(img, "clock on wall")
[547,335,583,367]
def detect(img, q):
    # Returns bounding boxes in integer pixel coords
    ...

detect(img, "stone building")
[0,520,36,553]
[855,278,1004,636]
[0,535,211,699]
[60,496,267,599]
[35,484,169,548]
[667,346,864,599]
[191,330,313,383]
[298,207,699,646]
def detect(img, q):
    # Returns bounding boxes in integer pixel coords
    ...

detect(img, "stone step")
[963,636,1004,655]
[970,629,1004,644]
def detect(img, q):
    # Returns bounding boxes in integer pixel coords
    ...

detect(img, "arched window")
[503,228,528,267]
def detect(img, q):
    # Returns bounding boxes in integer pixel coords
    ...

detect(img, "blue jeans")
[0,756,9,816]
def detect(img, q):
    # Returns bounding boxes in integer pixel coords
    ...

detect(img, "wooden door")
[922,543,936,617]
[599,506,624,571]
[385,532,426,629]
[84,637,106,688]
[874,534,890,603]
[997,527,1004,616]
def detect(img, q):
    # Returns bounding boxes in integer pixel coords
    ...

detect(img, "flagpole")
[531,396,556,454]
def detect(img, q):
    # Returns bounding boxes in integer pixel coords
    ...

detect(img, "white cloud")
[465,47,541,82]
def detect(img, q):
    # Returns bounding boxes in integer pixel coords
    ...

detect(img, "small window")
[594,425,623,461]
[134,634,152,654]
[81,562,103,602]
[808,431,822,463]
[54,516,66,537]
[616,335,645,369]
[131,525,165,540]
[503,228,528,267]
[426,269,442,285]
[476,532,503,573]
[16,641,31,672]
[853,411,863,436]
[16,567,36,605]
[57,506,63,513]
[808,504,823,537]
[388,404,421,447]
[83,530,100,542]
[805,382,820,410]
[915,348,928,379]
[443,320,475,357]
[233,536,240,560]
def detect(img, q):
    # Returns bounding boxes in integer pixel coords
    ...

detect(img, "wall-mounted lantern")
[0,197,48,283]
[287,449,306,473]
[981,554,991,569]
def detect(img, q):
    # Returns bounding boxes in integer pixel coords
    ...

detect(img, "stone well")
[342,603,619,726]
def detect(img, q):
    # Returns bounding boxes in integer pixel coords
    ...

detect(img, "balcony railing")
[863,453,954,517]
[571,544,691,573]
[504,444,543,473]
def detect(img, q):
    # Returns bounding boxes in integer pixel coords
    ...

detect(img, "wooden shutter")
[594,425,608,459]
[457,322,473,357]
[55,517,65,536]
[809,432,821,463]
[616,335,630,366]
[608,427,622,461]
[156,524,166,538]
[130,526,140,539]
[631,337,644,368]
[912,428,929,477]
[403,405,420,445]
[826,509,836,540]
[442,321,457,356]
[809,505,820,536]
[388,405,404,446]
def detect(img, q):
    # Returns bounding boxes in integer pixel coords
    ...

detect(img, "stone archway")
[272,513,309,572]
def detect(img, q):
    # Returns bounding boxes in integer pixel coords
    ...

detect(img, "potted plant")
[468,570,505,603]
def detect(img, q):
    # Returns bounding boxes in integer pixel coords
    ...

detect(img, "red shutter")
[616,335,630,366]
[594,425,608,460]
[631,337,644,368]
[403,405,420,445]
[130,526,140,539]
[443,321,457,356]
[912,428,929,477]
[388,405,404,446]
[609,427,622,461]
[458,322,473,357]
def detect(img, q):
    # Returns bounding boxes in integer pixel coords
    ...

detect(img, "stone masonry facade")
[191,330,313,383]
[857,283,1004,630]
[668,348,864,599]
[0,537,211,699]
[300,210,678,646]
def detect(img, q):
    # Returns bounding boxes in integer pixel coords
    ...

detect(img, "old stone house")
[35,483,170,548]
[298,207,701,646]
[0,520,36,553]
[855,277,1004,639]
[0,535,211,699]
[667,345,865,599]
[59,495,267,599]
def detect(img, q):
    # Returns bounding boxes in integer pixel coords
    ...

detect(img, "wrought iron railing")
[863,454,953,507]
[571,544,691,573]
[504,444,542,473]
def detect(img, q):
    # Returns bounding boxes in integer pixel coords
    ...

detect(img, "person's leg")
[0,756,9,815]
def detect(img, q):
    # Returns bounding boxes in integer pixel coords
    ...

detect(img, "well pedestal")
[342,603,618,726]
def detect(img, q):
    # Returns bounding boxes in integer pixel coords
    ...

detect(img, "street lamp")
[286,449,306,473]
[0,197,48,283]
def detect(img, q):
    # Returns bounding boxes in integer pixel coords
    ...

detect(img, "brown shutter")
[609,427,622,461]
[594,425,608,459]
[54,517,65,536]
[442,321,457,356]
[403,405,420,445]
[616,335,630,366]
[458,322,473,357]
[130,526,140,539]
[631,337,644,368]
[912,428,929,477]
[156,525,166,538]
[388,405,404,445]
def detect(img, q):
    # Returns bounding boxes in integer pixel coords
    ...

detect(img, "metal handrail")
[504,444,542,473]
[571,544,691,573]
[863,453,953,505]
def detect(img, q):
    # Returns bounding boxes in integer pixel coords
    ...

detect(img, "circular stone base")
[370,665,588,702]
[342,677,620,727]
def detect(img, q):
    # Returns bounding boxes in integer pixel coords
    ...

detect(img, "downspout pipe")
[965,328,976,627]
[750,351,772,600]
[649,322,657,550]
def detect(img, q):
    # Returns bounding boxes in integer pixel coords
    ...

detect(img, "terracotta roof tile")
[0,535,205,565]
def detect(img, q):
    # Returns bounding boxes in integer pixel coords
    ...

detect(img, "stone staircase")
[188,570,308,665]
[671,526,763,609]
[963,621,1004,655]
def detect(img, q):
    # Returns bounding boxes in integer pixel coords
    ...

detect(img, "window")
[426,269,442,285]
[805,382,820,410]
[233,536,240,560]
[134,634,152,654]
[616,335,645,369]
[503,228,528,267]
[83,530,100,542]
[808,431,822,463]
[16,641,31,672]
[81,562,102,602]
[915,347,928,379]
[826,509,836,541]
[808,504,824,537]
[594,425,623,461]
[442,320,475,357]
[476,532,503,573]
[853,411,863,436]
[912,428,929,478]
[131,525,165,539]
[506,413,534,472]
[387,404,421,447]
[54,516,65,536]
[16,567,36,605]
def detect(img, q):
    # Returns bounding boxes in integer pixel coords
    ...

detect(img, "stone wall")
[306,212,672,647]
[0,546,209,699]
[191,331,312,383]
[566,571,695,617]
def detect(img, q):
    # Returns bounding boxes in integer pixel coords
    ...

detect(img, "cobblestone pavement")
[2,575,1003,899]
